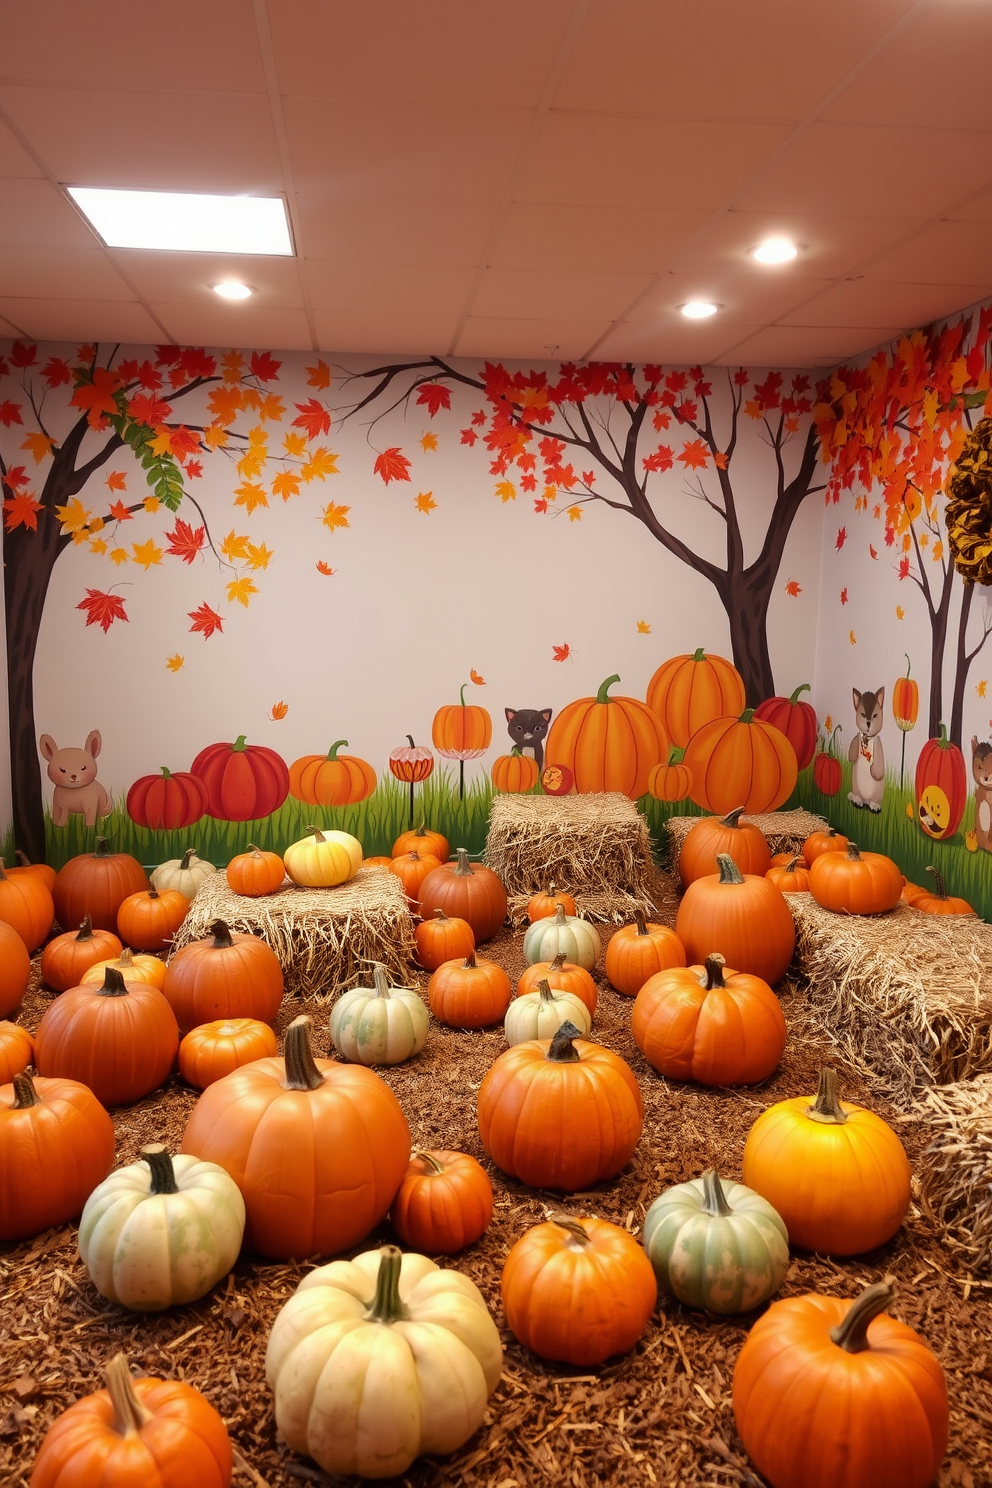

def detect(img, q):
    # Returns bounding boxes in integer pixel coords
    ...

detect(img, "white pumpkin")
[329,964,429,1066]
[266,1244,501,1479]
[504,978,592,1045]
[151,847,217,900]
[522,903,601,970]
[78,1143,245,1311]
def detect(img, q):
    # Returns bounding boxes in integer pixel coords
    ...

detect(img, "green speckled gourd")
[522,904,601,971]
[329,963,429,1066]
[642,1169,789,1314]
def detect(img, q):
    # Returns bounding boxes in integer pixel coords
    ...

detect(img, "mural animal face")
[39,731,102,791]
[918,784,952,839]
[972,740,992,789]
[852,687,884,737]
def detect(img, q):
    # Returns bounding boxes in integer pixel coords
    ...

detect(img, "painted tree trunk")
[718,574,775,705]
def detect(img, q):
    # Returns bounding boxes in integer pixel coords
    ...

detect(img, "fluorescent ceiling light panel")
[66,187,294,255]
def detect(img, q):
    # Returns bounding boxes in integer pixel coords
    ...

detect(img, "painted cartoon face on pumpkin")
[541,763,573,796]
[918,784,952,838]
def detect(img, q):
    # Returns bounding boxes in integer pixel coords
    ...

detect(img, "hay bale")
[665,808,827,881]
[171,867,417,999]
[485,793,656,925]
[789,894,992,1107]
[913,1076,992,1275]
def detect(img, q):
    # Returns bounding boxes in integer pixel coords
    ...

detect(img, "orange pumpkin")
[53,838,148,934]
[0,1071,116,1241]
[414,909,476,971]
[8,850,57,892]
[527,886,577,922]
[41,915,123,993]
[388,851,443,905]
[226,844,285,897]
[0,861,54,952]
[516,952,598,1016]
[808,842,903,916]
[893,653,920,731]
[428,952,511,1028]
[163,919,284,1034]
[769,850,800,867]
[392,821,449,861]
[678,806,772,885]
[389,1149,494,1254]
[647,748,694,803]
[117,887,189,952]
[0,921,30,1017]
[388,735,435,784]
[81,946,167,991]
[0,1022,33,1084]
[675,854,796,984]
[363,855,394,868]
[416,849,507,942]
[683,710,798,815]
[646,649,746,750]
[432,683,492,758]
[491,749,540,793]
[545,673,668,798]
[289,739,377,806]
[765,856,812,893]
[178,1017,278,1089]
[910,865,975,915]
[632,953,787,1085]
[604,910,686,997]
[802,826,849,862]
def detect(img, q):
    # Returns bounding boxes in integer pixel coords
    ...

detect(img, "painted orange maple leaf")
[105,471,127,492]
[3,493,43,532]
[69,367,122,429]
[306,359,331,391]
[470,669,486,685]
[420,432,438,452]
[315,560,335,576]
[552,643,572,662]
[636,620,651,634]
[677,439,709,470]
[414,491,437,514]
[784,579,802,597]
[270,701,289,720]
[165,654,184,672]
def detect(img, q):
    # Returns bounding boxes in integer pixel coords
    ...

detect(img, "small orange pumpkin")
[392,821,449,861]
[675,854,796,985]
[647,748,694,803]
[527,885,577,922]
[765,856,812,893]
[516,951,598,1016]
[910,865,975,916]
[389,1149,494,1253]
[414,909,476,971]
[162,919,284,1033]
[679,806,772,885]
[0,1022,33,1084]
[388,851,443,906]
[803,826,849,862]
[416,849,507,942]
[41,915,123,993]
[428,952,511,1028]
[604,910,686,997]
[226,844,285,897]
[81,946,167,991]
[808,842,903,916]
[178,1018,278,1089]
[116,887,189,952]
[0,862,54,952]
[491,749,540,793]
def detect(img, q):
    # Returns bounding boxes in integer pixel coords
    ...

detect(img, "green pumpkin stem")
[925,865,948,900]
[231,735,248,753]
[209,920,235,949]
[367,1244,409,1323]
[715,853,745,885]
[412,1149,446,1176]
[372,965,392,999]
[549,1215,592,1248]
[739,708,756,724]
[179,848,196,870]
[536,979,557,1003]
[12,1072,41,1109]
[75,914,94,942]
[691,647,706,662]
[453,847,473,877]
[788,683,812,705]
[703,954,727,990]
[595,674,621,704]
[98,967,130,998]
[305,825,327,842]
[283,1016,326,1092]
[721,807,746,829]
[807,1067,848,1125]
[829,1278,897,1354]
[546,1021,583,1063]
[700,1169,734,1218]
[142,1144,179,1196]
[93,837,113,858]
[327,740,348,760]
[159,767,173,780]
[104,1353,153,1435]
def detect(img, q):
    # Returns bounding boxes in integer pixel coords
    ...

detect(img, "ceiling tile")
[470,267,653,322]
[734,121,992,219]
[297,194,497,266]
[719,324,901,367]
[553,0,915,121]
[488,203,711,274]
[106,250,305,304]
[665,209,927,281]
[0,297,162,342]
[271,0,573,107]
[778,279,989,330]
[860,221,992,288]
[0,177,99,247]
[0,86,283,193]
[1,0,266,92]
[593,319,765,366]
[515,114,791,211]
[284,97,533,199]
[312,310,459,356]
[0,115,42,177]
[621,270,835,327]
[452,316,614,361]
[0,244,136,299]
[150,304,313,351]
[948,186,992,224]
[305,261,476,316]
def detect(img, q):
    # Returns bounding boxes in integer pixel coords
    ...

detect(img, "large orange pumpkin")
[289,739,377,807]
[0,862,54,952]
[416,849,507,942]
[0,920,32,1016]
[682,710,798,815]
[0,1071,116,1241]
[733,1279,948,1488]
[545,674,668,798]
[53,838,148,934]
[678,806,772,885]
[808,842,903,916]
[604,911,686,997]
[41,915,123,993]
[646,649,746,750]
[389,1149,494,1254]
[516,952,598,1016]
[428,952,511,1028]
[162,919,284,1033]
[675,854,796,984]
[180,1015,410,1259]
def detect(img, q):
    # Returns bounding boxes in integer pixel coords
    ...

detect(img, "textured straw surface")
[913,1075,992,1275]
[664,807,827,882]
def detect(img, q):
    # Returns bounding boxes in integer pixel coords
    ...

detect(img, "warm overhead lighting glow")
[66,187,294,255]
[680,300,719,319]
[212,281,253,300]
[752,236,799,265]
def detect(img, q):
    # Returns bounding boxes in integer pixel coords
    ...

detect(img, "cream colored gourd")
[522,904,601,971]
[642,1169,789,1314]
[504,979,592,1045]
[265,1244,502,1479]
[329,964,429,1066]
[77,1143,245,1311]
[150,847,217,900]
[283,824,362,888]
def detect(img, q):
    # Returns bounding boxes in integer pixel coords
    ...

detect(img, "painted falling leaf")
[784,579,802,597]
[302,447,339,482]
[567,506,582,521]
[978,680,988,699]
[227,576,258,608]
[306,359,331,391]
[415,491,437,514]
[22,431,56,463]
[495,481,516,503]
[315,560,335,576]
[77,589,128,633]
[166,654,184,672]
[636,620,651,634]
[164,519,205,565]
[283,431,307,458]
[552,643,572,662]
[840,588,849,605]
[374,446,412,484]
[132,538,163,570]
[247,542,272,571]
[270,701,288,720]
[292,398,331,441]
[836,527,847,550]
[322,502,350,532]
[189,602,223,639]
[869,545,878,560]
[221,531,251,562]
[849,630,857,645]
[470,669,486,685]
[420,432,438,452]
[896,605,905,620]
[272,470,301,502]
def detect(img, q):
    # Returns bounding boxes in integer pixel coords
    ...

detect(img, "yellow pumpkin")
[283,826,362,888]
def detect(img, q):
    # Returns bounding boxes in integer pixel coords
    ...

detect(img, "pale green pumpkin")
[504,979,591,1045]
[150,847,217,900]
[522,904,601,971]
[78,1144,245,1311]
[329,964,429,1066]
[642,1169,789,1314]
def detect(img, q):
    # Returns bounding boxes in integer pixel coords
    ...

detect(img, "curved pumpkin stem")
[12,1072,41,1108]
[462,951,478,969]
[452,848,473,878]
[807,1067,848,1125]
[75,915,95,942]
[142,1144,179,1195]
[209,920,236,949]
[546,1021,583,1062]
[788,683,812,704]
[925,865,948,900]
[98,967,130,999]
[366,1245,409,1323]
[549,951,568,971]
[104,1354,153,1436]
[785,856,804,874]
[549,1215,592,1248]
[700,1169,734,1218]
[304,825,327,842]
[118,947,136,968]
[282,1016,325,1092]
[411,1150,445,1176]
[721,807,746,828]
[595,674,621,704]
[739,708,755,724]
[433,908,449,922]
[715,854,745,885]
[326,740,348,760]
[829,1277,897,1353]
[702,954,727,989]
[179,847,196,870]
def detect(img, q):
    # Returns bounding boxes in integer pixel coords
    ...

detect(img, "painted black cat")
[505,707,553,769]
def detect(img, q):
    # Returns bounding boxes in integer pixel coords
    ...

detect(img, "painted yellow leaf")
[204,424,229,450]
[143,496,160,514]
[849,630,857,644]
[109,547,129,566]
[72,528,88,546]
[88,537,107,555]
[494,480,516,503]
[166,653,185,672]
[226,575,258,607]
[978,680,988,699]
[283,431,307,457]
[220,530,251,562]
[636,620,651,634]
[922,387,938,427]
[88,516,105,534]
[222,351,245,383]
[302,447,340,482]
[234,482,269,513]
[895,605,905,620]
[322,502,351,532]
[919,532,929,549]
[306,359,331,391]
[272,469,301,502]
[132,538,163,569]
[567,505,582,521]
[237,448,266,481]
[544,485,558,503]
[931,540,943,562]
[55,498,91,532]
[21,430,56,463]
[247,542,273,571]
[149,427,173,458]
[415,490,437,514]
[420,432,438,452]
[258,393,285,424]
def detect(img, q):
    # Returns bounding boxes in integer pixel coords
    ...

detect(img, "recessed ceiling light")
[680,300,719,319]
[212,281,253,300]
[66,186,294,256]
[751,236,799,265]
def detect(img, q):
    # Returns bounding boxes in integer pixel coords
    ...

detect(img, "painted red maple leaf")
[250,351,281,382]
[292,398,331,441]
[416,384,452,417]
[3,466,28,490]
[188,601,224,639]
[642,445,673,473]
[373,446,412,484]
[41,357,72,388]
[9,342,37,369]
[840,588,849,605]
[460,428,477,446]
[70,367,123,429]
[127,392,172,426]
[108,499,133,522]
[77,588,128,633]
[3,493,43,532]
[164,518,206,564]
[836,526,847,550]
[166,426,202,461]
[551,642,572,662]
[0,400,24,427]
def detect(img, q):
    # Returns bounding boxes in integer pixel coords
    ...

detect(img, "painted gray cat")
[848,687,885,812]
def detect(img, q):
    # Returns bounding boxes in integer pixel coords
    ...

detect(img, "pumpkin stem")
[282,1016,326,1092]
[691,647,706,662]
[147,887,160,901]
[721,807,746,828]
[546,1021,583,1063]
[553,904,569,926]
[936,722,949,748]
[372,964,391,999]
[925,865,948,900]
[595,674,621,705]
[305,825,327,842]
[433,908,449,922]
[453,847,473,877]
[536,978,556,1004]
[93,837,112,858]
[209,920,235,949]
[715,853,745,885]
[703,954,726,989]
[232,735,248,752]
[179,848,196,870]
[904,653,912,681]
[142,1144,179,1196]
[14,850,33,868]
[788,683,812,704]
[786,856,804,874]
[327,740,348,759]
[845,843,862,861]
[159,767,173,780]
[634,909,649,936]
[118,947,136,967]
[75,914,94,942]
[406,734,416,749]
[104,1353,153,1435]
[462,951,478,969]
[807,1067,848,1125]
[246,844,260,855]
[700,1169,734,1218]
[549,951,568,971]
[549,1214,593,1248]
[366,1244,409,1324]
[829,1277,897,1354]
[12,1072,41,1108]
[412,1150,446,1176]
[98,967,130,999]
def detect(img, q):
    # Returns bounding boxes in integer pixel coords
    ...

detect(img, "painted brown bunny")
[40,730,113,827]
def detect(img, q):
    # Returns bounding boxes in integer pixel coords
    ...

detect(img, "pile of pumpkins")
[0,807,955,1488]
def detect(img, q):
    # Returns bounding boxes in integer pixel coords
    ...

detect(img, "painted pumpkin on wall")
[915,724,967,840]
[545,674,668,799]
[126,767,208,830]
[753,683,818,770]
[682,710,798,815]
[646,649,746,750]
[289,740,377,807]
[812,725,842,797]
[190,735,289,822]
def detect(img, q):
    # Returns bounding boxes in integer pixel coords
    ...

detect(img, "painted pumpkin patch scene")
[3,7,992,1485]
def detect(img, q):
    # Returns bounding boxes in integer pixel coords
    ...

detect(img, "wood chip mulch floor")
[2,868,990,1488]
